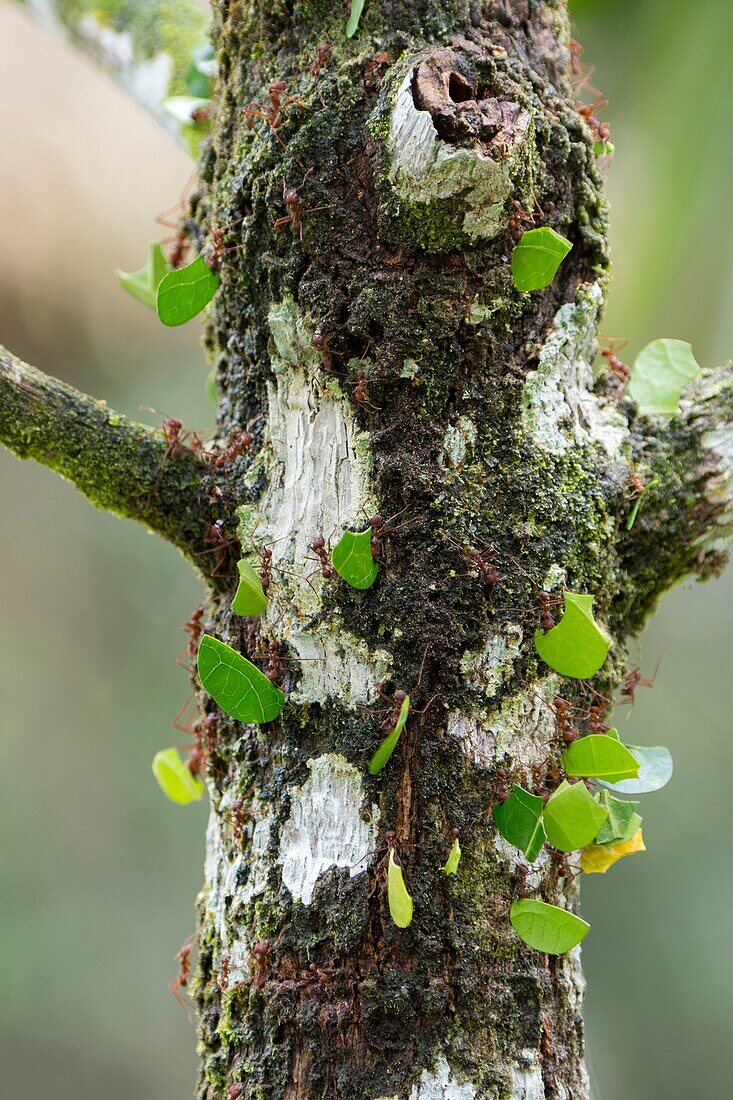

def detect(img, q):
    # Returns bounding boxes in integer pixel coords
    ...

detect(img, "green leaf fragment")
[116,242,170,310]
[444,837,461,875]
[626,477,659,530]
[543,780,609,852]
[387,849,413,928]
[331,528,378,590]
[368,694,410,774]
[232,558,268,617]
[597,745,673,795]
[510,899,590,954]
[197,634,285,723]
[346,0,367,37]
[534,591,610,679]
[163,95,211,125]
[511,227,573,292]
[152,747,204,805]
[156,255,220,327]
[494,785,547,862]
[628,339,701,416]
[593,139,615,158]
[562,733,639,783]
[594,791,642,845]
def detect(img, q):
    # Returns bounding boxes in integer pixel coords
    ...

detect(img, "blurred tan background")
[0,1,731,1097]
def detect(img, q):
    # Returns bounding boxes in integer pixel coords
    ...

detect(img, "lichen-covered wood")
[2,2,732,1098]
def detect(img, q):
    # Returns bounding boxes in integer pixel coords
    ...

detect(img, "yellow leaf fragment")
[581,827,646,875]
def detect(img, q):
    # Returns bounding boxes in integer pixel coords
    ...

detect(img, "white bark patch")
[523,283,628,457]
[201,795,274,984]
[448,680,560,772]
[441,416,477,469]
[460,624,524,700]
[278,754,378,905]
[286,623,393,706]
[509,1055,545,1100]
[407,1056,476,1099]
[389,70,530,241]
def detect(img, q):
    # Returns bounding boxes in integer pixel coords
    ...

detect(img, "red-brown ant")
[311,43,332,79]
[243,80,306,133]
[619,665,656,706]
[599,338,630,383]
[450,539,499,596]
[160,417,205,464]
[210,429,254,467]
[181,604,205,667]
[219,952,231,991]
[352,369,381,411]
[363,508,411,566]
[229,1086,246,1099]
[311,328,334,372]
[169,935,195,1008]
[197,519,238,577]
[516,864,532,899]
[551,696,580,744]
[308,534,336,580]
[274,182,306,240]
[578,93,611,142]
[250,939,272,992]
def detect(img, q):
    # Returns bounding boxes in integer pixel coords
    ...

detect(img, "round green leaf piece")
[511,227,573,292]
[597,745,673,795]
[152,747,204,805]
[368,694,410,774]
[543,780,609,852]
[510,899,590,954]
[562,733,639,784]
[331,528,378,590]
[387,849,413,928]
[156,255,220,327]
[232,558,268,617]
[197,634,285,724]
[628,339,701,417]
[534,591,610,679]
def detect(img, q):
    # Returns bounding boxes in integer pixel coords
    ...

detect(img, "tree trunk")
[4,2,732,1099]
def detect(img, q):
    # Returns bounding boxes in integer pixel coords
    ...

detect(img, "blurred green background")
[0,1,730,1097]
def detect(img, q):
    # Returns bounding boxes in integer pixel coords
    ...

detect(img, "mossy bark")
[5,2,732,1099]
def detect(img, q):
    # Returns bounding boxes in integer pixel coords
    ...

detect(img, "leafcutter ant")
[229,1086,246,1099]
[169,935,195,1009]
[210,428,254,467]
[363,507,412,566]
[619,663,658,707]
[578,93,610,142]
[181,604,205,668]
[196,519,239,577]
[243,79,307,135]
[311,328,334,372]
[307,534,336,580]
[448,538,499,596]
[274,181,306,240]
[599,337,630,383]
[311,43,332,79]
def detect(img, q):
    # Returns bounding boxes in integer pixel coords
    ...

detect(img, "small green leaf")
[185,44,214,98]
[597,745,673,795]
[346,0,367,37]
[510,899,590,954]
[626,477,659,530]
[593,139,615,159]
[494,785,547,862]
[543,780,609,852]
[156,255,220,327]
[534,591,610,679]
[232,559,268,617]
[387,849,413,928]
[331,528,378,590]
[562,733,639,784]
[368,694,410,774]
[511,227,573,292]
[163,95,211,124]
[152,747,204,805]
[628,339,701,416]
[594,791,642,845]
[197,634,285,723]
[444,837,461,875]
[116,242,170,310]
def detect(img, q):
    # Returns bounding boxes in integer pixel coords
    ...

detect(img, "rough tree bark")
[3,2,733,1098]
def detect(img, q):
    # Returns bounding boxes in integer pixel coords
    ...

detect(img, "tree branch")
[19,0,209,143]
[0,346,224,576]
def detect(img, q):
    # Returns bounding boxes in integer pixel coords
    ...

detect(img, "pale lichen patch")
[460,624,524,700]
[407,1055,476,1099]
[523,283,628,457]
[278,754,378,905]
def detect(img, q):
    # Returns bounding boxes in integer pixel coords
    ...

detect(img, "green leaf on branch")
[346,0,367,37]
[534,592,610,679]
[543,780,609,852]
[444,837,462,875]
[197,634,285,723]
[116,242,170,310]
[156,255,220,327]
[594,791,642,845]
[626,477,659,530]
[511,227,573,292]
[152,747,204,805]
[493,785,547,861]
[368,694,410,774]
[387,849,413,928]
[597,745,673,795]
[628,339,701,416]
[593,139,615,159]
[331,528,378,589]
[232,559,268,617]
[510,899,590,954]
[562,733,639,783]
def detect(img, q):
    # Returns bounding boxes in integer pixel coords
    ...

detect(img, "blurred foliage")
[0,1,731,1098]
